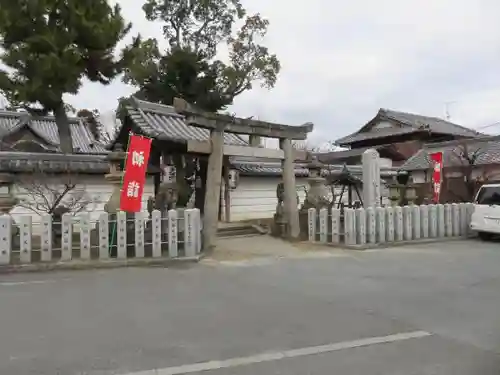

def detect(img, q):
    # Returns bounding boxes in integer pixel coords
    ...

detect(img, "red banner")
[430,151,443,203]
[120,134,152,212]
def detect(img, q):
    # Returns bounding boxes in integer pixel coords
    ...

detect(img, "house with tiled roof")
[319,108,482,167]
[400,135,500,202]
[0,110,159,226]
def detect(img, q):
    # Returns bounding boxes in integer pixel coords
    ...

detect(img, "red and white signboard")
[120,134,152,212]
[430,151,443,203]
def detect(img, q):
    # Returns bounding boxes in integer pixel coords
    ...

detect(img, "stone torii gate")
[173,98,313,251]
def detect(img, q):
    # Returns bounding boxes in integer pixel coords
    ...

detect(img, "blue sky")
[65,0,500,145]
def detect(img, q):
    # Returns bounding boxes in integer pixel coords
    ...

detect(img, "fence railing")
[308,203,474,246]
[0,208,202,265]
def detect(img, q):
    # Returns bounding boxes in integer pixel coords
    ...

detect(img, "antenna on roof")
[444,101,456,120]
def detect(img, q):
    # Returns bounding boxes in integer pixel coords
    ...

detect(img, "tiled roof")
[0,111,107,153]
[231,161,309,177]
[400,136,500,171]
[119,98,248,146]
[230,160,403,178]
[336,109,482,146]
[316,145,385,163]
[0,152,109,173]
[0,151,162,174]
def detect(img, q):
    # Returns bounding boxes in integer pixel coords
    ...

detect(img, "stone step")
[217,223,264,238]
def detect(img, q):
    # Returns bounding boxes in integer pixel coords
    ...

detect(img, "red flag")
[430,152,443,203]
[120,135,152,212]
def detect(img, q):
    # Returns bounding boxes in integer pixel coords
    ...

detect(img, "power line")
[475,121,500,130]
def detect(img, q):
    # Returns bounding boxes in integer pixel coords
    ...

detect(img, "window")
[475,186,500,205]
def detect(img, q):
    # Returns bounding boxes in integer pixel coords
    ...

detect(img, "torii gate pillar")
[203,128,224,252]
[280,138,300,239]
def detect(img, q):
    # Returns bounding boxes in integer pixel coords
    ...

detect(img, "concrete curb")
[307,236,477,251]
[0,255,203,274]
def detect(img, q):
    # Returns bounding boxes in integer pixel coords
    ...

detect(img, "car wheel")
[478,232,494,241]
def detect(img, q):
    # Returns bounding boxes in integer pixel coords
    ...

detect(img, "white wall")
[10,174,155,231]
[412,171,427,183]
[229,175,390,222]
[380,158,393,168]
[229,177,308,221]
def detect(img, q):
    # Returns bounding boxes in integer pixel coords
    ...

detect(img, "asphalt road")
[1,239,500,374]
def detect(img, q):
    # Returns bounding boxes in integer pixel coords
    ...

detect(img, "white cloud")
[66,0,500,142]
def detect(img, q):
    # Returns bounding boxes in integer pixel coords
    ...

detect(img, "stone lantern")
[104,144,126,214]
[0,173,17,214]
[388,184,401,206]
[297,156,330,240]
[301,156,330,210]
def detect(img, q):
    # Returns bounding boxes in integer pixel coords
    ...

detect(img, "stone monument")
[362,149,381,208]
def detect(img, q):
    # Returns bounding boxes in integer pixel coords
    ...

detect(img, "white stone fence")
[307,203,474,246]
[0,209,202,266]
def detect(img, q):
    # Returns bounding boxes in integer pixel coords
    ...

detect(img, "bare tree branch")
[15,168,95,216]
[448,141,488,202]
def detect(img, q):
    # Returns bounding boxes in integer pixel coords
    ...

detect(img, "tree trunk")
[54,102,73,153]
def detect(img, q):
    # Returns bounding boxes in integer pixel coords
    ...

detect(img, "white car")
[470,183,500,240]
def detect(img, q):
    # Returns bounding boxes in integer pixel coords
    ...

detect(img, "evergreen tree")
[0,0,138,152]
[124,0,280,112]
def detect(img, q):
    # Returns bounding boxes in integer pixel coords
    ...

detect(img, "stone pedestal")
[298,157,330,240]
[103,145,126,214]
[388,184,401,207]
[274,182,299,238]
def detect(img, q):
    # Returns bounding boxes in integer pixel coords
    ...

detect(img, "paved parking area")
[0,239,500,374]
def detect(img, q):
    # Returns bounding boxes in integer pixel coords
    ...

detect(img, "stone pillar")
[452,203,460,236]
[376,207,386,243]
[362,149,381,208]
[466,203,474,235]
[420,205,429,238]
[331,208,340,243]
[444,204,453,237]
[429,204,438,237]
[459,203,468,236]
[395,206,403,241]
[386,206,395,242]
[203,128,225,251]
[319,208,328,243]
[437,204,445,237]
[280,138,300,239]
[403,205,412,240]
[356,208,366,245]
[367,207,376,244]
[344,208,356,245]
[412,205,421,240]
[104,144,126,214]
